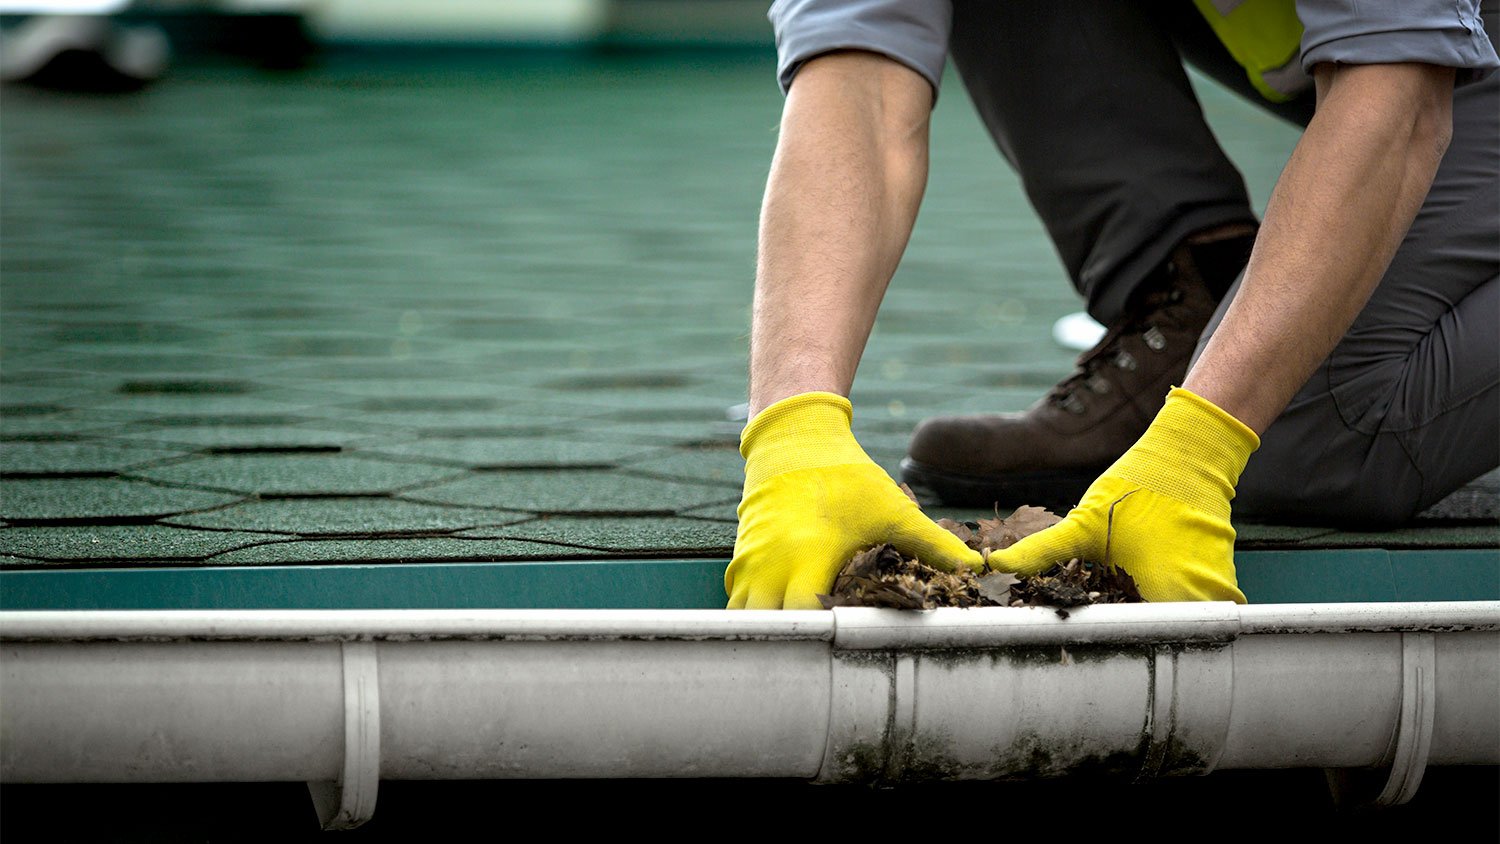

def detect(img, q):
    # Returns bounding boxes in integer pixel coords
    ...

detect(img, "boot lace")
[1047,271,1192,413]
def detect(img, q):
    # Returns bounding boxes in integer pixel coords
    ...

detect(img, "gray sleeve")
[1297,0,1499,83]
[768,0,952,96]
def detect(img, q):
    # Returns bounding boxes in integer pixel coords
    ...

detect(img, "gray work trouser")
[948,1,1499,525]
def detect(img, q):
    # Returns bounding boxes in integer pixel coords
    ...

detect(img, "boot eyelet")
[1115,351,1137,371]
[1087,375,1110,394]
[1143,326,1167,351]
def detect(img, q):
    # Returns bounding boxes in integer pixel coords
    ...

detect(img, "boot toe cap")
[907,413,1032,474]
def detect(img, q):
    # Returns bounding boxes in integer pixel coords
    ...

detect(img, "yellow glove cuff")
[1110,386,1260,519]
[740,392,870,488]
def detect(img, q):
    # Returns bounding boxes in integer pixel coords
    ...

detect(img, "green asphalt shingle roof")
[1,52,1494,580]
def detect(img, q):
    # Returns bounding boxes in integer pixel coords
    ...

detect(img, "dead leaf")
[898,483,920,504]
[935,518,974,544]
[976,570,1018,605]
[953,505,1063,554]
[1003,505,1063,538]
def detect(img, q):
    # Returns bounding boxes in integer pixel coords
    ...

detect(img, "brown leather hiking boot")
[900,230,1254,512]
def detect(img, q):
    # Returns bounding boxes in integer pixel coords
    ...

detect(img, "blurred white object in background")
[1052,311,1106,351]
[0,13,168,89]
[309,0,608,43]
[0,0,128,11]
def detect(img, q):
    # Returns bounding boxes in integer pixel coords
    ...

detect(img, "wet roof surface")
[2,53,1494,576]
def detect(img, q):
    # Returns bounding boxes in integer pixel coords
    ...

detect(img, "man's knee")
[1238,459,1425,527]
[1236,424,1431,527]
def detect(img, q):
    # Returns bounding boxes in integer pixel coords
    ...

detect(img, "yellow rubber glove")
[727,392,985,609]
[987,387,1258,603]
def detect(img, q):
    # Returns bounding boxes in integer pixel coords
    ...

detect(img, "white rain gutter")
[3,602,1498,829]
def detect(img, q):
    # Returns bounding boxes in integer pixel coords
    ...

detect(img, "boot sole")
[899,458,1108,513]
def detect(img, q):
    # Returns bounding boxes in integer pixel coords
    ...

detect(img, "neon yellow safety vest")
[1192,0,1310,102]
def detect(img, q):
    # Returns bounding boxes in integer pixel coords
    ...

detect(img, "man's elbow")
[1414,85,1454,164]
[1402,65,1455,164]
[1316,62,1455,162]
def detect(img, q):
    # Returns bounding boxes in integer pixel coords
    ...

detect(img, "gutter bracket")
[308,642,380,830]
[1325,632,1437,809]
[1373,632,1436,806]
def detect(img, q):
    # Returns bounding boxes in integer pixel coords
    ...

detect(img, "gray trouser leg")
[947,0,1263,324]
[951,0,1497,523]
[1196,68,1500,526]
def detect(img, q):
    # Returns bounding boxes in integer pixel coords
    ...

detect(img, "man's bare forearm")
[1186,63,1455,433]
[749,52,934,418]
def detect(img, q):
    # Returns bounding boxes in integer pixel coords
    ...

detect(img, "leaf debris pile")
[818,543,995,610]
[1008,557,1142,609]
[818,505,1143,611]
